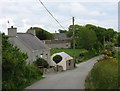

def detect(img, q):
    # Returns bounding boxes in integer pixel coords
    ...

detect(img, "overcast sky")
[0,0,119,34]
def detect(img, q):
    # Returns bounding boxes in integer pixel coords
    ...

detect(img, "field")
[50,48,88,58]
[50,48,98,63]
[85,57,118,89]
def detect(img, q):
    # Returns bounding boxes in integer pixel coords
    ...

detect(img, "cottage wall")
[9,37,51,64]
[46,43,71,49]
[33,50,50,65]
[42,40,71,49]
[66,59,74,70]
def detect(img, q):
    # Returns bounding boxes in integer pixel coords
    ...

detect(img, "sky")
[0,0,119,34]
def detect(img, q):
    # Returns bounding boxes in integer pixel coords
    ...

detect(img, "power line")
[43,18,71,28]
[38,0,65,30]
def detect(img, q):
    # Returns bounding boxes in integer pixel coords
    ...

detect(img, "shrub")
[2,33,43,90]
[101,50,112,56]
[85,58,118,89]
[34,58,49,68]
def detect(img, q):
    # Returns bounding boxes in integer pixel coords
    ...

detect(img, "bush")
[101,50,112,56]
[2,33,43,90]
[85,58,118,89]
[34,58,49,68]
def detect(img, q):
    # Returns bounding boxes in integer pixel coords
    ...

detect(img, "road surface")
[25,55,103,89]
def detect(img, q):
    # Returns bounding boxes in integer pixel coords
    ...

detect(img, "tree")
[67,25,97,50]
[29,27,54,40]
[76,26,97,50]
[2,33,42,89]
[58,29,67,33]
[117,33,120,47]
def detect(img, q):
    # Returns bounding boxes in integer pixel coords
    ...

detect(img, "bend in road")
[25,55,104,89]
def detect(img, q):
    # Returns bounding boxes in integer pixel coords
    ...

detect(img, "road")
[115,47,120,51]
[25,55,103,89]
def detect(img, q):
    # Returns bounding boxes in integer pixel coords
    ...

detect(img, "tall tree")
[75,26,97,50]
[29,27,54,40]
[58,29,67,33]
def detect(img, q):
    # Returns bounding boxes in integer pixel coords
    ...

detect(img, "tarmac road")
[25,55,103,89]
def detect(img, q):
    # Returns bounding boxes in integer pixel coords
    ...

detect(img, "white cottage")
[51,52,75,71]
[8,26,50,64]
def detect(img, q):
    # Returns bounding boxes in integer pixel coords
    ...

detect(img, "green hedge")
[2,33,43,90]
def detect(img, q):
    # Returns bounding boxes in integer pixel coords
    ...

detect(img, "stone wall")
[42,40,71,48]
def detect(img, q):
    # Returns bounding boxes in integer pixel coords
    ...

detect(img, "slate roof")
[16,33,49,50]
[54,33,69,40]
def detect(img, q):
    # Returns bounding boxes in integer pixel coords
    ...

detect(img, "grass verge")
[85,57,118,90]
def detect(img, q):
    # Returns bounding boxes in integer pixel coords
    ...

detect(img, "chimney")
[27,27,36,36]
[8,26,17,36]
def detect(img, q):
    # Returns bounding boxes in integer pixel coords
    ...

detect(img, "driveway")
[25,55,103,89]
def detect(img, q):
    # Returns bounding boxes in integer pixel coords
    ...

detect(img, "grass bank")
[85,57,118,89]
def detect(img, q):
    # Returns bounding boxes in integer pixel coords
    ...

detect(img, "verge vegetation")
[85,53,119,89]
[2,33,43,90]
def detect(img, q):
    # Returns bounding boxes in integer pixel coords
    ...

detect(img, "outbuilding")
[51,52,74,71]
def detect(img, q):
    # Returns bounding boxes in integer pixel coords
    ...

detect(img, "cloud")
[0,0,118,34]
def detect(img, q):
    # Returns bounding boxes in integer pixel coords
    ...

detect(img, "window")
[45,54,48,59]
[69,60,71,66]
[40,53,43,58]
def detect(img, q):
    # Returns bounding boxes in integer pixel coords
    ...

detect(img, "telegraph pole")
[72,17,76,67]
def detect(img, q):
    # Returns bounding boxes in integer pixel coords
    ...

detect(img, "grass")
[23,76,44,89]
[117,52,120,89]
[50,48,98,63]
[85,57,118,90]
[50,48,88,58]
[17,76,44,91]
[117,52,120,61]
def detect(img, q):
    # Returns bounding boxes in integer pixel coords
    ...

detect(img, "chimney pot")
[27,28,36,36]
[11,26,13,28]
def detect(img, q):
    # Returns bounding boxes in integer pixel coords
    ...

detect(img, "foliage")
[105,42,115,51]
[86,24,117,44]
[85,58,118,89]
[2,33,43,90]
[51,48,88,58]
[58,29,67,33]
[30,27,54,40]
[0,32,2,64]
[118,33,120,46]
[116,33,120,47]
[51,48,97,63]
[101,50,112,56]
[67,25,98,50]
[53,55,62,64]
[75,26,97,50]
[66,24,118,52]
[33,58,49,68]
[117,52,120,61]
